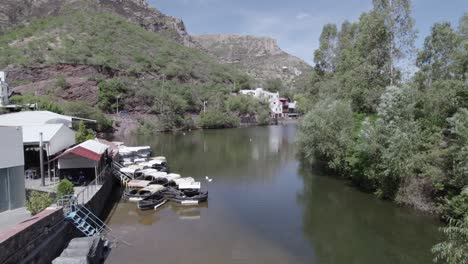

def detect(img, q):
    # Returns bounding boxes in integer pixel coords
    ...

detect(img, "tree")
[456,13,468,82]
[314,24,338,73]
[298,99,355,172]
[97,79,126,112]
[416,22,461,88]
[373,0,416,84]
[432,217,468,264]
[76,121,96,143]
[264,78,283,93]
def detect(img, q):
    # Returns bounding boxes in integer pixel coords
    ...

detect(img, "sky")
[149,0,467,65]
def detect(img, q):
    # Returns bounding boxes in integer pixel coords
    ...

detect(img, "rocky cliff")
[0,0,196,47]
[193,34,313,86]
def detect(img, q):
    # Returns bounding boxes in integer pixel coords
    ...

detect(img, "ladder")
[59,196,130,246]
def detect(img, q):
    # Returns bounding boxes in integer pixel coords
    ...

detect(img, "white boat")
[127,185,165,202]
[166,173,181,181]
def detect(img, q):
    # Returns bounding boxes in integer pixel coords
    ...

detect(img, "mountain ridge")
[193,34,312,86]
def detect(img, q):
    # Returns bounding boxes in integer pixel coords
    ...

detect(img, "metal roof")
[78,140,109,155]
[52,139,109,162]
[0,111,96,126]
[22,124,63,143]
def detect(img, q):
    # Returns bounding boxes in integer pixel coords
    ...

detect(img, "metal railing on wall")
[74,165,109,205]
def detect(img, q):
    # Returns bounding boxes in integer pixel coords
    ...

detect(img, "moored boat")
[137,193,167,210]
[124,185,165,202]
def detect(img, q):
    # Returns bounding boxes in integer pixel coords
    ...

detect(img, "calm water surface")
[106,124,441,264]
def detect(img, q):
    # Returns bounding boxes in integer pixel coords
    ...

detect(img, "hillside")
[193,34,313,86]
[0,11,249,115]
[0,0,197,47]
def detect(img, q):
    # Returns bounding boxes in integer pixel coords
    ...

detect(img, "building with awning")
[52,140,110,182]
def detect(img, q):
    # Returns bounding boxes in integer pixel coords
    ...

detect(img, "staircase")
[58,196,130,246]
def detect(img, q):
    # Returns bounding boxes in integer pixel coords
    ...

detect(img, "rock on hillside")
[193,34,313,86]
[0,0,196,47]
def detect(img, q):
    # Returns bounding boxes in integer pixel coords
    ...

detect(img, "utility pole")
[39,132,45,186]
[203,101,207,113]
[116,95,120,115]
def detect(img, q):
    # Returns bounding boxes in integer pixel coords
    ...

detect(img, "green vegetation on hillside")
[297,1,467,261]
[0,10,270,131]
[0,11,247,84]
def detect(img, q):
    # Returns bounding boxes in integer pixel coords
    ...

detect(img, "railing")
[74,165,109,205]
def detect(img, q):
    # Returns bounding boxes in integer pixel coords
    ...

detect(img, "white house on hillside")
[240,88,282,117]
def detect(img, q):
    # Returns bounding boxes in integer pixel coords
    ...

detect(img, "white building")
[0,126,26,213]
[240,88,282,116]
[0,71,8,107]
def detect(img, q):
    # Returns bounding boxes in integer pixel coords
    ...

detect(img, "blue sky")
[149,0,467,65]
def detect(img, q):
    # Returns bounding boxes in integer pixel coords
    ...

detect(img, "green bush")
[55,75,70,90]
[62,101,113,132]
[26,191,53,216]
[76,121,96,143]
[10,94,63,113]
[56,179,74,199]
[440,188,468,220]
[432,217,468,264]
[98,79,126,112]
[198,110,240,129]
[297,99,355,172]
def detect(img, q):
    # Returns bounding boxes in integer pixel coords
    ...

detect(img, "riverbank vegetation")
[296,1,467,261]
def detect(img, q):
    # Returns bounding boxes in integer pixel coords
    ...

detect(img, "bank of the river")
[105,124,441,264]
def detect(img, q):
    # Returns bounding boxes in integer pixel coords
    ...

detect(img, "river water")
[106,124,441,264]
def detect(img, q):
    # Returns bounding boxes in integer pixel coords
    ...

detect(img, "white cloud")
[296,12,311,20]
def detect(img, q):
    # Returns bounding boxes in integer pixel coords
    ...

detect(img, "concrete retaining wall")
[0,171,118,264]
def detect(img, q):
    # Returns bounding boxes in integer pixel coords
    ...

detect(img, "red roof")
[51,146,102,162]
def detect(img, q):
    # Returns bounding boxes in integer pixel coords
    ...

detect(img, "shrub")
[56,179,74,199]
[62,101,113,132]
[76,121,96,143]
[98,79,126,112]
[55,75,70,90]
[199,110,240,129]
[26,191,53,216]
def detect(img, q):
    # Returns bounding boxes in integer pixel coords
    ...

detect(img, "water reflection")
[106,124,441,264]
[297,162,441,264]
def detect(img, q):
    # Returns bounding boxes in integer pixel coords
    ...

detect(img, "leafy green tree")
[373,0,416,84]
[75,121,96,143]
[298,99,355,172]
[98,79,126,112]
[264,78,284,93]
[314,23,338,73]
[62,101,113,132]
[432,216,468,264]
[416,22,461,88]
